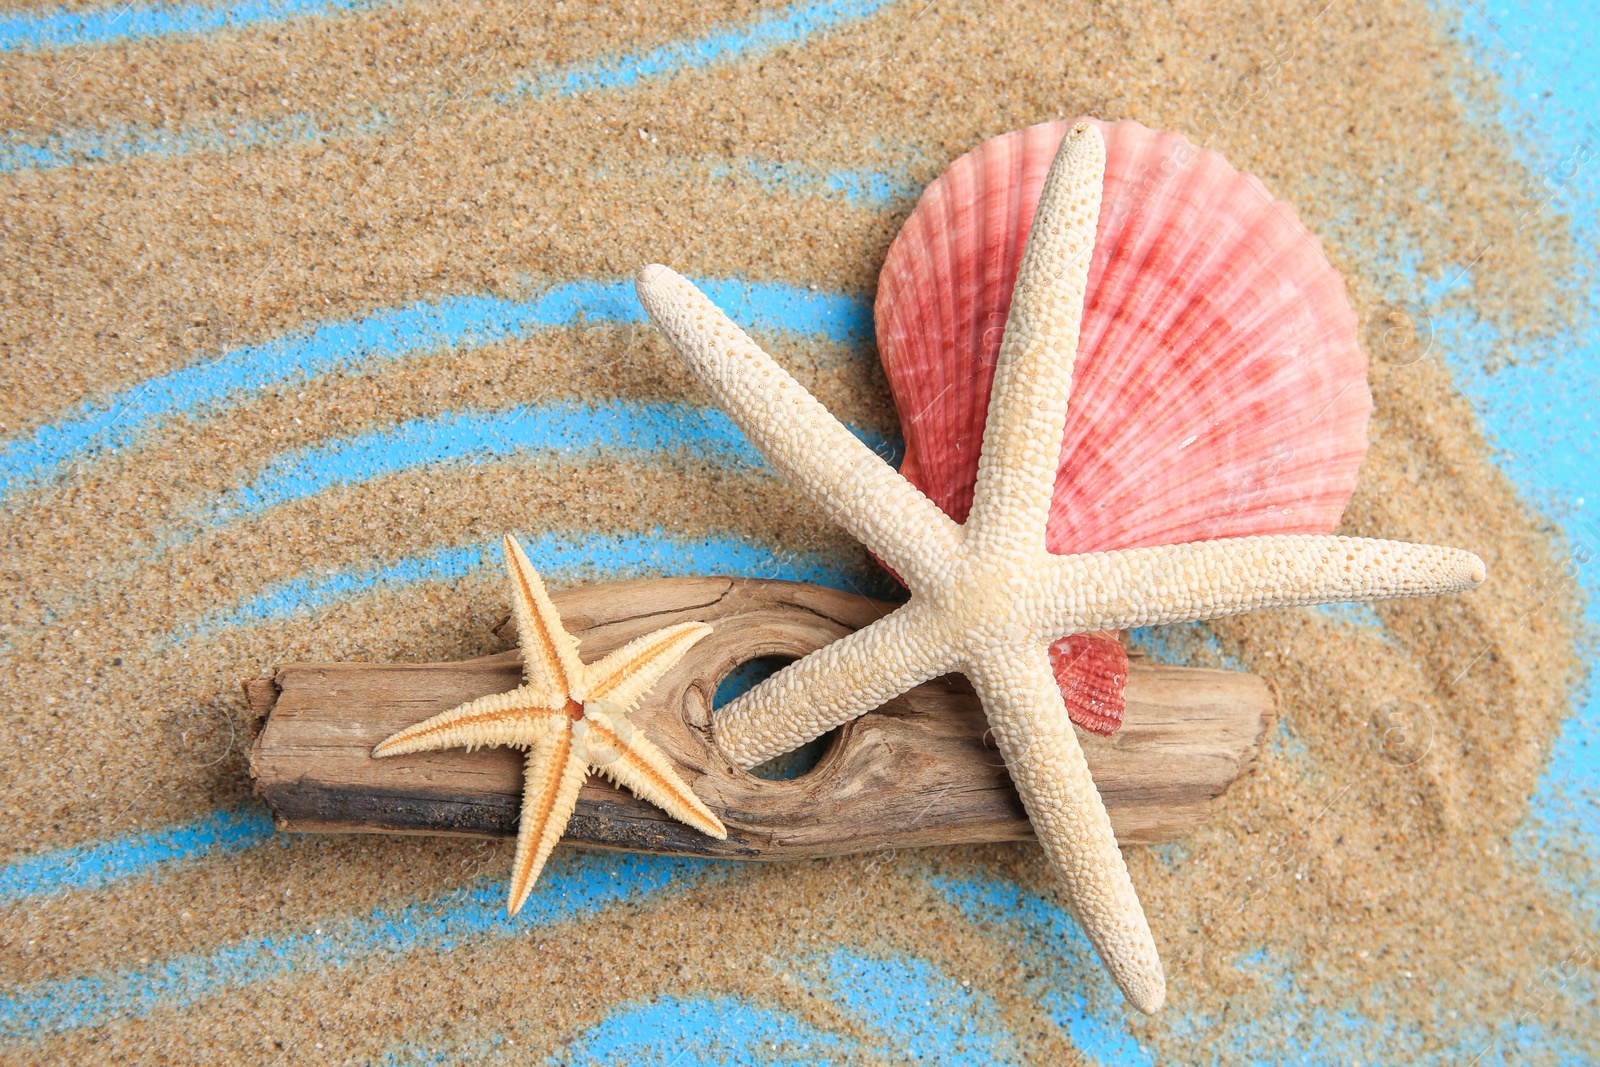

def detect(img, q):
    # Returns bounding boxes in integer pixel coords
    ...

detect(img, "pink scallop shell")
[876,118,1371,734]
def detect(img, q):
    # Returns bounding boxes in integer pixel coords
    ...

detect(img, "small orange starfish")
[373,534,726,915]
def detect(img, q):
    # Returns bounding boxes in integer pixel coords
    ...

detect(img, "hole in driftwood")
[711,654,837,781]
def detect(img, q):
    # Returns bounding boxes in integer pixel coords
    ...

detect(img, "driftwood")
[248,577,1274,859]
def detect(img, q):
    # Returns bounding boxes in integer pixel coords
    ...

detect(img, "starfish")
[373,534,727,915]
[634,123,1484,1013]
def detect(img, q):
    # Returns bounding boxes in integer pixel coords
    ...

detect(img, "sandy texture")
[1,0,1594,1062]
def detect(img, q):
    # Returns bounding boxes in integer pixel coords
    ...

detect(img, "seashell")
[1047,631,1129,736]
[875,118,1371,734]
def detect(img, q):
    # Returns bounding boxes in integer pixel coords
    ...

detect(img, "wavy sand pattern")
[2,0,1597,1062]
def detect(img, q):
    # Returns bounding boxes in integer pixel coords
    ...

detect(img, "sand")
[0,0,1594,1061]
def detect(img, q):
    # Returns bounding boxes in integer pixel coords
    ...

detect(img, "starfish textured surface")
[373,534,726,915]
[634,123,1485,1014]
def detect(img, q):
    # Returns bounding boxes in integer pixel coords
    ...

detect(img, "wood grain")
[248,577,1275,858]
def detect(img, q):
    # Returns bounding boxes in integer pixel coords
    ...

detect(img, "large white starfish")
[635,124,1484,1012]
[373,534,727,916]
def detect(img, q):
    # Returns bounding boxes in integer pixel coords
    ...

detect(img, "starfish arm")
[966,123,1105,555]
[503,534,586,694]
[1034,534,1487,635]
[636,264,961,591]
[575,620,713,712]
[713,602,956,769]
[507,732,591,917]
[371,688,566,758]
[579,710,727,839]
[968,646,1166,1015]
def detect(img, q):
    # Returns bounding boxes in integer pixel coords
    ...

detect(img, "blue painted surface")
[1155,946,1597,1067]
[374,952,1044,1065]
[930,876,1156,1067]
[0,808,275,905]
[733,157,919,209]
[548,997,850,1067]
[510,0,894,101]
[0,851,721,1038]
[1431,0,1600,934]
[1310,601,1388,631]
[0,0,387,52]
[820,950,1027,1064]
[622,155,920,211]
[939,876,1581,1064]
[1125,620,1238,670]
[206,402,899,525]
[0,0,898,171]
[0,279,871,502]
[0,110,383,173]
